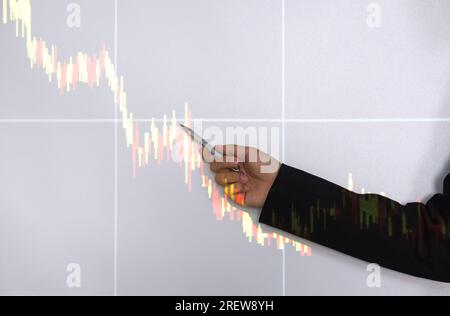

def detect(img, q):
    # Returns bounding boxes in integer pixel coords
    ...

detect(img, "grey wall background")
[0,0,449,295]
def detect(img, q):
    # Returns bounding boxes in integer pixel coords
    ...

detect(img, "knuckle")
[215,173,226,184]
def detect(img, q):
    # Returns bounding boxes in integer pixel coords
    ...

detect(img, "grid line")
[281,0,286,297]
[113,0,119,297]
[1,118,449,123]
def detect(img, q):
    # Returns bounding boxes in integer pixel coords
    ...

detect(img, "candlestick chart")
[1,0,312,256]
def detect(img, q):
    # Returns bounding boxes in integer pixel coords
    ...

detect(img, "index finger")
[210,161,240,173]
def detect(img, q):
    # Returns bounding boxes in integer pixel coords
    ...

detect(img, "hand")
[206,145,281,208]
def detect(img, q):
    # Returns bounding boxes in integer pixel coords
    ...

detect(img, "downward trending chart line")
[2,0,312,256]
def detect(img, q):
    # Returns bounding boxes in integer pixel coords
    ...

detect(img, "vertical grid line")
[113,0,119,297]
[281,0,286,162]
[281,0,286,297]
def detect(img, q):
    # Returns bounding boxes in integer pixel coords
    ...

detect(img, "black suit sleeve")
[259,164,450,282]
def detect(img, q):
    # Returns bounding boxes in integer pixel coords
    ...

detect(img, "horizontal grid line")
[0,118,449,123]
